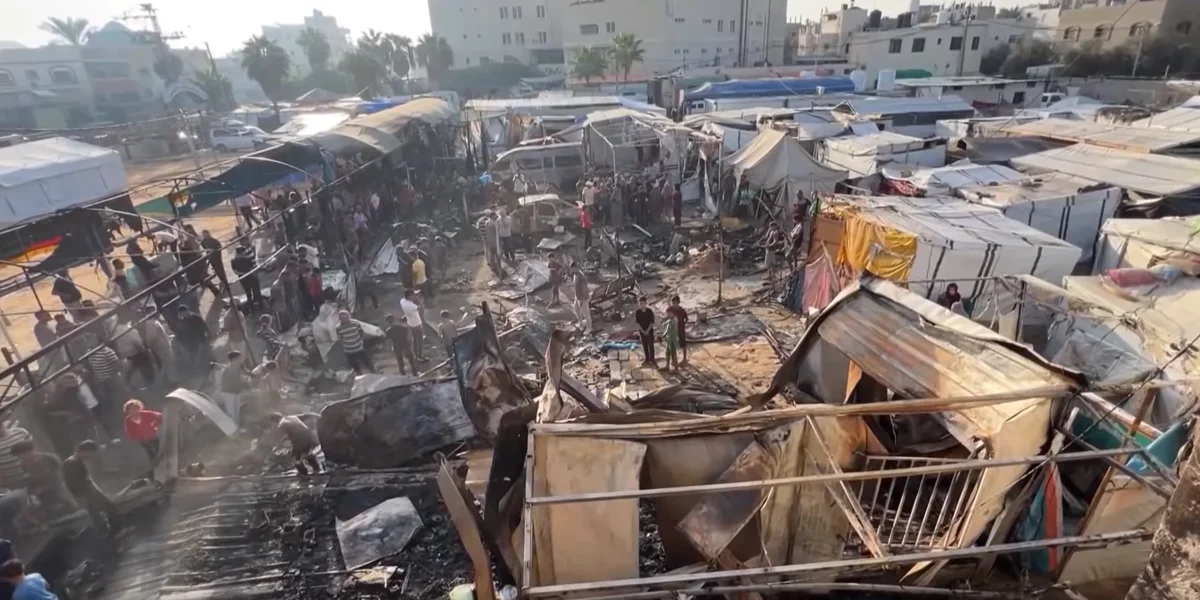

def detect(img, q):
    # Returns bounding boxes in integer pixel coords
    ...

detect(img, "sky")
[3,0,1027,57]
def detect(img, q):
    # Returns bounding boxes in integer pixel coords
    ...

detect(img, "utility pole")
[1132,34,1144,77]
[957,13,970,76]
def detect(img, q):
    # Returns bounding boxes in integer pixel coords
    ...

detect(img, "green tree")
[191,67,235,111]
[416,34,455,84]
[571,46,609,84]
[997,7,1022,18]
[40,17,91,46]
[385,33,413,89]
[240,35,291,118]
[982,38,1057,77]
[610,33,645,92]
[297,28,332,72]
[339,49,388,97]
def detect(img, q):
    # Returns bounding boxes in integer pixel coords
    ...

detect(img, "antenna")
[117,3,185,43]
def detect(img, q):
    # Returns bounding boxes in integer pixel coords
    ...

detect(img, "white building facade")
[428,0,788,77]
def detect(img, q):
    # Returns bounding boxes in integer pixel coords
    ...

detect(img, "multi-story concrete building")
[846,20,998,89]
[1019,3,1062,39]
[428,0,788,78]
[1057,0,1199,49]
[261,10,354,76]
[0,44,93,128]
[426,1,566,74]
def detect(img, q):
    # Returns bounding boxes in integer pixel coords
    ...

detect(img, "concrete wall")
[1057,0,1199,49]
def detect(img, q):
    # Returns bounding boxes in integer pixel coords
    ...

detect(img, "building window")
[0,70,12,87]
[1063,26,1080,41]
[516,32,525,44]
[703,19,712,24]
[971,36,980,49]
[1130,22,1150,37]
[730,20,736,31]
[25,70,39,82]
[502,33,512,44]
[950,85,963,90]
[683,48,690,54]
[537,5,546,18]
[718,19,724,32]
[844,43,850,54]
[580,24,599,35]
[675,18,685,23]
[49,66,77,85]
[888,39,903,53]
[950,36,963,50]
[466,57,471,65]
[1177,21,1192,35]
[500,6,508,18]
[536,31,548,43]
[606,22,616,33]
[912,37,926,52]
[1012,91,1026,104]
[481,56,492,65]
[674,49,680,54]
[513,6,522,18]
[937,38,942,45]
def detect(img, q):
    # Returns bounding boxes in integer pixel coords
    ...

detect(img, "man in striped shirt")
[336,310,374,374]
[84,335,129,439]
[0,421,31,491]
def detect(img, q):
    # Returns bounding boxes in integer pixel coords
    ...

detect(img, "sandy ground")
[0,151,242,365]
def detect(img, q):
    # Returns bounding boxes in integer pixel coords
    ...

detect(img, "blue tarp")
[684,77,856,102]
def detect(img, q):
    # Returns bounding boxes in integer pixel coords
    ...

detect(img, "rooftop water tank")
[850,69,868,92]
[877,69,897,92]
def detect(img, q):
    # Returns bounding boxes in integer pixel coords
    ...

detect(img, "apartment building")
[796,6,871,56]
[427,1,566,74]
[261,10,354,76]
[1057,0,1199,49]
[1019,3,1062,39]
[846,21,995,89]
[427,0,788,78]
[0,44,93,129]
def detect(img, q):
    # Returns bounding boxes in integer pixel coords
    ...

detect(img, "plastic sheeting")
[836,211,919,281]
[336,497,423,569]
[723,129,847,194]
[684,77,856,102]
[0,138,126,227]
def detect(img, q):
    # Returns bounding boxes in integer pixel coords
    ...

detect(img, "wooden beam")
[523,530,1153,597]
[524,448,1140,506]
[435,459,497,600]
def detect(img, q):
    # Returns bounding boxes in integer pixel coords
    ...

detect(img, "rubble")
[336,496,424,569]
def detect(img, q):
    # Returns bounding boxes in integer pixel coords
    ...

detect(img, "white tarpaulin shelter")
[881,161,1025,195]
[819,131,947,177]
[0,138,126,227]
[956,173,1121,264]
[1010,143,1200,197]
[723,129,847,195]
[1093,217,1200,272]
[824,194,1083,315]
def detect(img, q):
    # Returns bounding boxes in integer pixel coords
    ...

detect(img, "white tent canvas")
[723,129,847,195]
[0,138,126,227]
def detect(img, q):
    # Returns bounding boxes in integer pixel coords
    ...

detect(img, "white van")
[210,126,275,152]
[490,143,585,192]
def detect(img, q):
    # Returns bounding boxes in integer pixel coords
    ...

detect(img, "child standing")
[664,312,680,372]
[438,310,458,358]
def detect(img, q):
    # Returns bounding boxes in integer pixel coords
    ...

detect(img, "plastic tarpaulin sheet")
[836,213,918,281]
[336,497,423,569]
[685,77,856,101]
[0,138,127,227]
[723,129,847,194]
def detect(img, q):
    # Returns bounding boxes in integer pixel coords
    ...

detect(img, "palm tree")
[339,49,388,97]
[358,29,387,56]
[571,46,609,85]
[416,34,455,84]
[192,68,235,111]
[240,35,291,118]
[384,33,413,86]
[40,17,91,46]
[610,33,645,92]
[297,28,331,72]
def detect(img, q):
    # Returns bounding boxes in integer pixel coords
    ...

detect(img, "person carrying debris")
[665,295,690,367]
[271,413,321,476]
[635,296,657,368]
[385,315,419,375]
[336,310,374,375]
[438,311,457,359]
[571,263,593,334]
[62,440,121,536]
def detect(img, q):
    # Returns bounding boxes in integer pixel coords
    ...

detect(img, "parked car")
[515,193,581,235]
[209,126,275,152]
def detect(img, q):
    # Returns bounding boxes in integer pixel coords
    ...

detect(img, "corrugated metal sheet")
[824,131,927,156]
[1005,118,1200,153]
[1132,96,1200,132]
[1010,143,1200,196]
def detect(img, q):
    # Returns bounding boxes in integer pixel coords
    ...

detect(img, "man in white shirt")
[496,209,514,262]
[233,194,259,226]
[400,289,425,361]
[582,181,596,208]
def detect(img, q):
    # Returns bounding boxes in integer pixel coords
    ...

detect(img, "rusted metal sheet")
[678,439,776,560]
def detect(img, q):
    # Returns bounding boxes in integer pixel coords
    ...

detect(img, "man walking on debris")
[571,262,592,334]
[497,208,514,263]
[635,296,657,368]
[174,305,213,373]
[336,310,374,374]
[547,252,565,308]
[12,441,73,518]
[231,246,263,311]
[386,315,419,375]
[272,413,321,476]
[199,230,229,293]
[665,295,689,367]
[438,310,457,359]
[62,440,121,536]
[400,290,425,361]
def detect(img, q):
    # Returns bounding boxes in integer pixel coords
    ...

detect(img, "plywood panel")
[532,436,647,586]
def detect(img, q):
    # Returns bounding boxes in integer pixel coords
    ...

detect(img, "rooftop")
[833,94,975,117]
[1010,143,1200,196]
[1003,118,1200,153]
[896,76,1033,88]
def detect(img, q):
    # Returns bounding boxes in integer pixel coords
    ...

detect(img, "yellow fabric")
[412,258,427,285]
[836,213,918,281]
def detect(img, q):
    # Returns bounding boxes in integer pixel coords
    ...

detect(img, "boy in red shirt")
[580,204,593,250]
[123,399,162,462]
